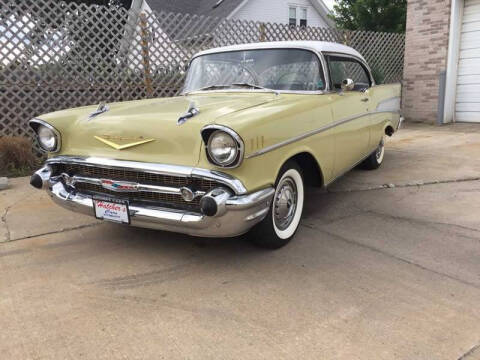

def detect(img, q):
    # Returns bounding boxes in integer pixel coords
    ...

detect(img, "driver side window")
[326,55,371,92]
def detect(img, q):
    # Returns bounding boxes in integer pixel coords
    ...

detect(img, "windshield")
[183,49,325,93]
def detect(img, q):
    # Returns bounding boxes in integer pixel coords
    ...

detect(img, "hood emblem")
[177,101,200,125]
[89,102,109,120]
[101,179,138,192]
[94,135,155,150]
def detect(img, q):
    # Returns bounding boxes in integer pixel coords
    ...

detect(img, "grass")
[0,136,40,178]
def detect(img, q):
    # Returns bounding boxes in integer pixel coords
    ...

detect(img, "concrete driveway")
[1,123,480,359]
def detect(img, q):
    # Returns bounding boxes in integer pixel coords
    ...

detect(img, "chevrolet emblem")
[94,135,155,150]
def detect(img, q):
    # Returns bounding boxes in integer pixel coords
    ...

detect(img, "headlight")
[29,119,61,152]
[203,126,244,168]
[38,126,57,151]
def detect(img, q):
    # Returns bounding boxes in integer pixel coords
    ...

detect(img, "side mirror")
[341,78,355,92]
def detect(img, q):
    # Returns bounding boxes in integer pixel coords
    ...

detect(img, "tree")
[329,0,407,33]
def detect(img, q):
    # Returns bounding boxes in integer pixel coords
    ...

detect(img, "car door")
[324,54,372,178]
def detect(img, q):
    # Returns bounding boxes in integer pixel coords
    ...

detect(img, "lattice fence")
[0,0,405,153]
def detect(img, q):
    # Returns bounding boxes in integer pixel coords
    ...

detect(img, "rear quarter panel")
[368,83,402,149]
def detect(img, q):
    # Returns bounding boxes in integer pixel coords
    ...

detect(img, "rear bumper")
[46,175,274,238]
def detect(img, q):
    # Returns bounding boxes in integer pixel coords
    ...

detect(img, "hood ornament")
[177,101,199,125]
[89,102,109,120]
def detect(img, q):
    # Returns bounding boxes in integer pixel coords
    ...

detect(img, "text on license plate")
[93,199,130,224]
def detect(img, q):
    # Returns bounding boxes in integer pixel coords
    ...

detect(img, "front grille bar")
[54,173,206,199]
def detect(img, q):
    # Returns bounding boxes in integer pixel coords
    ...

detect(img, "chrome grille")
[50,163,221,212]
[75,183,201,211]
[52,163,218,191]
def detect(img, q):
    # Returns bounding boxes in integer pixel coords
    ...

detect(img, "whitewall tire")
[248,161,304,249]
[361,136,385,170]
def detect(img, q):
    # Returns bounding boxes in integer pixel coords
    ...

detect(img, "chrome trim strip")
[371,110,401,116]
[201,124,245,169]
[53,173,206,198]
[45,156,248,195]
[246,112,369,159]
[28,118,62,153]
[322,51,376,87]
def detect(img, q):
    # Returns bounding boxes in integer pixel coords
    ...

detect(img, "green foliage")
[371,66,385,84]
[329,0,407,33]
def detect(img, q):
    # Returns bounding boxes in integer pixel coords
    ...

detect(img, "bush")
[0,136,38,177]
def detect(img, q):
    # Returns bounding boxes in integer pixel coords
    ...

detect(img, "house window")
[300,8,307,27]
[289,7,297,28]
[289,6,307,28]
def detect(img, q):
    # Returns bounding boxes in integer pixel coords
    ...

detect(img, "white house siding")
[126,0,183,71]
[230,0,330,28]
[455,0,480,122]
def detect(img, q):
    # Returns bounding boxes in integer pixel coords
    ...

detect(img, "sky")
[323,0,335,10]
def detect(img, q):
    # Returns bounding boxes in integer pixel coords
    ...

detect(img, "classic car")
[29,41,402,249]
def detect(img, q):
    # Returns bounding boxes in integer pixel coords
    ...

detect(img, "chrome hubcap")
[273,177,297,231]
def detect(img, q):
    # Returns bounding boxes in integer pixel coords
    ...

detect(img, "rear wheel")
[248,161,304,249]
[361,137,385,170]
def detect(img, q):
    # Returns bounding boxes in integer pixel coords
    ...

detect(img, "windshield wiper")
[185,83,278,95]
[231,83,279,94]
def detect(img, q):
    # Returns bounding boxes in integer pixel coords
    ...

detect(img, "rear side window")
[326,55,371,91]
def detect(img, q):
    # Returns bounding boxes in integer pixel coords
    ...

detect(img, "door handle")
[361,98,369,102]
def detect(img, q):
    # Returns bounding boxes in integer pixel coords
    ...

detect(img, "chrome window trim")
[184,47,330,94]
[246,112,370,159]
[28,118,62,153]
[322,51,376,88]
[201,124,245,169]
[45,156,248,195]
[184,89,326,95]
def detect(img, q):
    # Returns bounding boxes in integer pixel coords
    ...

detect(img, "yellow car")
[29,41,402,249]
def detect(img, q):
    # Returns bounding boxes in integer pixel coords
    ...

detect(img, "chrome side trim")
[28,118,62,153]
[201,124,245,169]
[370,110,401,116]
[246,112,369,159]
[45,156,248,195]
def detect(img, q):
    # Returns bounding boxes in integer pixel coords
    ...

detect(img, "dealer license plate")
[93,198,130,224]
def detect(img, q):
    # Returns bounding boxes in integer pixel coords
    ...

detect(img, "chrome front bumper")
[33,160,274,238]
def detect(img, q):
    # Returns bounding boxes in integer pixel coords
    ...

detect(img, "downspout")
[442,0,464,124]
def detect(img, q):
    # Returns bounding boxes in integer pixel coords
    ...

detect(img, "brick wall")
[403,0,451,123]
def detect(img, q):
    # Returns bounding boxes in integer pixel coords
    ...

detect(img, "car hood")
[41,93,278,166]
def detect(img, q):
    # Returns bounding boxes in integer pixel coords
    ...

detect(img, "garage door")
[456,0,480,122]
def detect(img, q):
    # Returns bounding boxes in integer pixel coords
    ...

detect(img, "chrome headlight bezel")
[201,125,244,169]
[29,118,61,153]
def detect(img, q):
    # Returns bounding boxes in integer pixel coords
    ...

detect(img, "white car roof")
[194,41,366,63]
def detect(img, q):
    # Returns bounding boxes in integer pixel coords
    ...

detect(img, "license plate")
[93,198,130,224]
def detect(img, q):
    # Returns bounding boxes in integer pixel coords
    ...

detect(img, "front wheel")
[248,161,304,249]
[361,137,385,170]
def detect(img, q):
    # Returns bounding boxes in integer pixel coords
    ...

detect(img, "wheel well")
[385,125,395,137]
[289,152,323,187]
